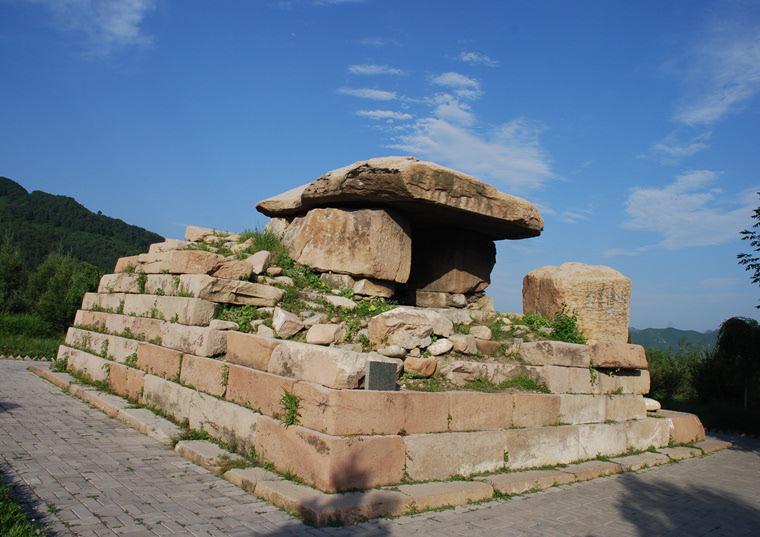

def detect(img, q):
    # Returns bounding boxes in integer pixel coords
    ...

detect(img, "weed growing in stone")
[273,388,301,427]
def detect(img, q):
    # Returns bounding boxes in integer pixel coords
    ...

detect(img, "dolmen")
[257,156,544,309]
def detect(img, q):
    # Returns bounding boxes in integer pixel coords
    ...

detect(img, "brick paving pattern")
[1,359,758,536]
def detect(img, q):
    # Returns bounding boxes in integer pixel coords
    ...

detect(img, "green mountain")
[0,177,164,273]
[629,327,718,352]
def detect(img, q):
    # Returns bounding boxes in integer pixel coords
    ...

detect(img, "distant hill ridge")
[0,176,163,273]
[629,327,718,352]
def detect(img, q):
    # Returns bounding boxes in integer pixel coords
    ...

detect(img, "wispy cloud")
[673,19,760,126]
[357,110,412,121]
[651,130,712,164]
[458,51,498,67]
[360,36,394,48]
[348,64,404,75]
[560,207,593,224]
[431,72,482,99]
[622,170,755,249]
[28,0,156,59]
[337,87,397,100]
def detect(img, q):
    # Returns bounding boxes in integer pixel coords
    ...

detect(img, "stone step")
[98,272,284,306]
[29,364,730,527]
[82,292,218,326]
[65,327,139,363]
[73,310,226,357]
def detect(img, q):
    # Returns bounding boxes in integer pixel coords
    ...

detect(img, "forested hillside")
[0,177,163,273]
[630,327,718,352]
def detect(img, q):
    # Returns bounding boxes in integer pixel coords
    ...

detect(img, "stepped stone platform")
[52,225,712,524]
[28,362,729,527]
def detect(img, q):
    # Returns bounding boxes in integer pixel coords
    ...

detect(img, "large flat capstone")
[256,156,543,241]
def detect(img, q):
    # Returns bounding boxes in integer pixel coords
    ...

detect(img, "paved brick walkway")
[1,360,759,537]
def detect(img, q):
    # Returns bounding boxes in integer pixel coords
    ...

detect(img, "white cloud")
[673,21,760,125]
[622,171,756,249]
[356,110,412,121]
[560,207,593,224]
[700,278,738,290]
[431,72,482,99]
[28,0,156,58]
[651,130,712,163]
[458,51,498,67]
[337,87,397,100]
[348,64,404,75]
[391,117,553,192]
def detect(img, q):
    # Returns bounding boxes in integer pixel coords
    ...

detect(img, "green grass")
[462,374,551,394]
[0,476,46,537]
[0,333,63,359]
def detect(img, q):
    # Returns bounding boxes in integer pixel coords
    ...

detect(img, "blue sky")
[1,0,759,331]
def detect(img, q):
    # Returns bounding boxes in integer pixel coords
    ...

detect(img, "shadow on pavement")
[0,401,21,412]
[0,461,62,536]
[615,466,760,537]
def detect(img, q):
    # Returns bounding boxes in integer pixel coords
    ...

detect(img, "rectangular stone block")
[577,422,627,460]
[447,392,513,431]
[136,250,221,274]
[73,311,226,357]
[559,460,622,481]
[527,365,595,394]
[189,391,259,452]
[226,331,281,371]
[558,394,606,425]
[98,273,139,294]
[61,346,110,383]
[114,255,139,273]
[225,365,297,417]
[589,341,648,369]
[606,394,647,422]
[268,340,368,389]
[148,239,188,253]
[655,409,706,444]
[395,481,494,510]
[254,417,406,492]
[512,394,561,428]
[81,292,125,312]
[625,417,670,452]
[179,354,228,398]
[108,362,145,402]
[365,360,397,390]
[65,327,139,363]
[403,431,506,481]
[293,382,449,436]
[477,469,574,495]
[503,425,581,470]
[597,369,650,395]
[142,375,194,423]
[122,294,218,326]
[136,342,182,380]
[519,340,591,367]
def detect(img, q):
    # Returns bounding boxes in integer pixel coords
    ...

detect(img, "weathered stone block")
[185,225,216,242]
[504,425,581,470]
[136,342,182,379]
[440,360,529,387]
[527,365,595,394]
[512,394,562,428]
[449,334,478,354]
[655,409,706,444]
[414,291,467,309]
[605,395,647,422]
[577,422,627,460]
[597,369,650,395]
[65,327,139,363]
[396,481,494,511]
[477,469,574,495]
[61,346,110,383]
[267,340,368,389]
[293,382,449,436]
[625,417,670,452]
[558,394,606,425]
[589,341,647,369]
[523,262,631,343]
[410,228,495,293]
[225,365,297,417]
[519,340,590,368]
[179,355,228,397]
[142,375,194,423]
[559,460,621,481]
[121,294,217,326]
[447,392,513,431]
[73,311,226,357]
[225,331,280,371]
[189,391,259,452]
[368,307,453,349]
[114,255,139,273]
[108,362,145,402]
[284,207,412,283]
[404,431,506,481]
[353,278,395,298]
[148,239,188,253]
[254,417,406,492]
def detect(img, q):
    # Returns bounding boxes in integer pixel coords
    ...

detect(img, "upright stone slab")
[284,207,412,283]
[365,360,398,391]
[523,262,631,343]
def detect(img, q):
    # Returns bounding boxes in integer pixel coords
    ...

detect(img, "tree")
[693,317,760,410]
[0,232,28,313]
[738,192,760,308]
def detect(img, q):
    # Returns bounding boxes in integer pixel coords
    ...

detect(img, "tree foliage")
[738,192,760,308]
[692,316,760,409]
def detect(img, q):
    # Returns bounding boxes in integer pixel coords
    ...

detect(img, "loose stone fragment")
[272,307,305,338]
